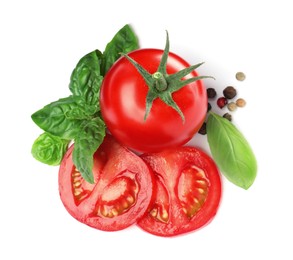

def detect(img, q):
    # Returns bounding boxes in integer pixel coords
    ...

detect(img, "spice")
[198,122,207,135]
[207,102,212,112]
[223,86,237,99]
[236,72,246,81]
[207,88,217,99]
[223,113,232,121]
[236,98,246,107]
[227,102,237,111]
[217,97,228,109]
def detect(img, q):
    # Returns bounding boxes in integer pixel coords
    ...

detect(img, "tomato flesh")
[58,134,154,231]
[137,146,222,237]
[100,48,207,153]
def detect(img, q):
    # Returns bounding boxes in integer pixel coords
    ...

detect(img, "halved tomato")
[137,146,222,237]
[58,134,154,231]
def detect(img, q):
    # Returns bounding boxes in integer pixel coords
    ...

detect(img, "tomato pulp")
[137,146,222,237]
[100,49,207,153]
[58,134,155,231]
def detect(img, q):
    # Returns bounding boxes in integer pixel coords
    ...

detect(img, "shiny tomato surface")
[137,146,222,237]
[58,134,154,231]
[100,48,207,153]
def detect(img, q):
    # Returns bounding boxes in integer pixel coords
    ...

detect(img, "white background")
[1,0,293,259]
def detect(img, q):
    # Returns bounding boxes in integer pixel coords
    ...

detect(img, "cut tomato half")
[58,134,154,231]
[137,146,222,237]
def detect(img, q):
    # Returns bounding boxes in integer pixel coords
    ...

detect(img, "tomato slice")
[58,134,154,231]
[137,146,222,237]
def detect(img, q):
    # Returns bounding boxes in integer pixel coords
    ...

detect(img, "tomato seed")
[122,200,129,209]
[126,195,134,204]
[162,209,169,221]
[150,208,158,216]
[196,179,208,187]
[197,188,205,194]
[112,209,119,217]
[73,171,81,177]
[74,189,82,196]
[74,181,81,188]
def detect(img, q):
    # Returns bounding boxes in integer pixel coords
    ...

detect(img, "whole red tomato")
[100,46,208,153]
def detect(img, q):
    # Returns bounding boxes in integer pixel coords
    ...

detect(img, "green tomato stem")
[121,31,213,122]
[152,72,168,91]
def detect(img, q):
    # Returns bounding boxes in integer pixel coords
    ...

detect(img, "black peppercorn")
[207,88,217,99]
[198,122,207,135]
[223,113,232,121]
[207,102,212,112]
[223,86,237,99]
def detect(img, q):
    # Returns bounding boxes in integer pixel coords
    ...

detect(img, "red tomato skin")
[100,49,207,153]
[58,134,155,231]
[137,146,222,237]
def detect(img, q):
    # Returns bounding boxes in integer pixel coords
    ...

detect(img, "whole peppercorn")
[236,72,246,81]
[207,102,212,112]
[236,98,246,107]
[227,102,237,111]
[223,86,237,99]
[223,113,232,121]
[217,97,228,108]
[198,122,207,135]
[207,88,217,99]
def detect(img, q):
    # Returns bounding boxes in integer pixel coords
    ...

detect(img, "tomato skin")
[137,146,222,237]
[100,48,207,153]
[58,134,155,231]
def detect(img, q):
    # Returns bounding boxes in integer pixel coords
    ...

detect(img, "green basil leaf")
[207,112,257,189]
[72,117,106,184]
[31,96,81,140]
[69,50,103,115]
[101,24,139,75]
[31,132,69,166]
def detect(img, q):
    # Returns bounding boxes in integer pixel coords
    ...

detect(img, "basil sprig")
[207,112,257,189]
[31,24,139,183]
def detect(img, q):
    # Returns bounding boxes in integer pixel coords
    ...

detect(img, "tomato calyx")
[120,31,214,122]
